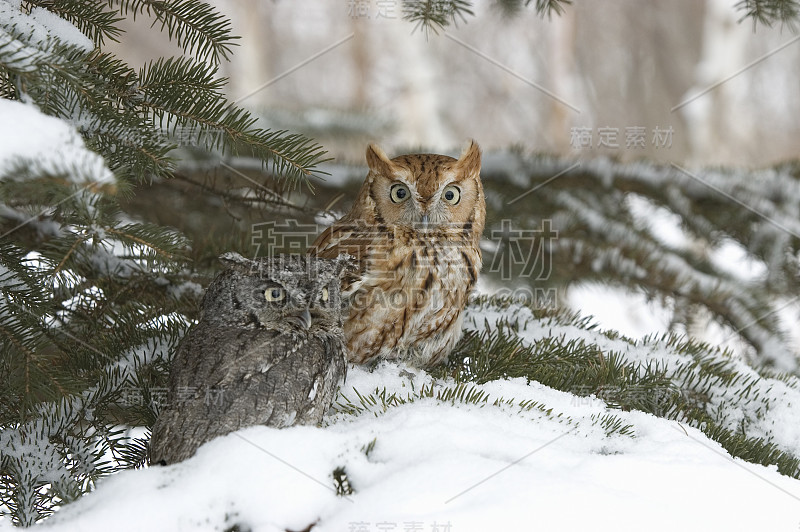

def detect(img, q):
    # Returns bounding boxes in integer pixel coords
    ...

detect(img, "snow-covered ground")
[27,370,800,532]
[20,302,800,532]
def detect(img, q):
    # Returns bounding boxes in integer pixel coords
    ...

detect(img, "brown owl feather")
[310,141,485,368]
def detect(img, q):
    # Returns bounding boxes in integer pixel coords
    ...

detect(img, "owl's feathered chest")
[359,226,479,292]
[334,226,479,366]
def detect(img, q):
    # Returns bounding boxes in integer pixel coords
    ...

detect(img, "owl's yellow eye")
[320,286,329,302]
[390,183,410,203]
[264,287,285,302]
[442,185,461,205]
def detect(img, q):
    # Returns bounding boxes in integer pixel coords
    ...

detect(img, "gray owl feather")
[149,252,352,465]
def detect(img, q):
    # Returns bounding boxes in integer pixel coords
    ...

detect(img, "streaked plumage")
[309,141,485,368]
[149,253,351,465]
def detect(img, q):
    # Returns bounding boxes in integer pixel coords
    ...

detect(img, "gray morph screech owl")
[149,252,351,465]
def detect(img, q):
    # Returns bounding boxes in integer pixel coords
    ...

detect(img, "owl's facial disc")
[387,181,439,229]
[409,181,465,230]
[415,190,454,230]
[289,308,312,331]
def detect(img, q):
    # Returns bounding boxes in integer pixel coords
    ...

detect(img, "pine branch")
[83,120,176,183]
[455,297,800,479]
[701,422,800,477]
[3,4,328,187]
[22,0,124,45]
[82,51,143,109]
[402,0,474,35]
[170,170,318,214]
[0,24,87,75]
[0,27,174,182]
[406,0,797,29]
[480,154,800,371]
[111,0,238,63]
[436,325,677,415]
[137,57,330,185]
[735,0,800,27]
[527,0,571,17]
[0,2,322,523]
[1,367,132,525]
[137,55,226,98]
[495,0,571,18]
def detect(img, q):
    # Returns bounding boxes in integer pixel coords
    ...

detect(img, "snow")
[0,1,92,53]
[710,238,768,281]
[466,300,800,457]
[626,194,689,250]
[566,283,673,339]
[22,303,800,532]
[0,6,110,198]
[627,194,770,285]
[27,6,93,52]
[0,99,114,185]
[0,32,796,523]
[315,211,341,227]
[32,367,800,531]
[0,0,93,79]
[166,280,205,300]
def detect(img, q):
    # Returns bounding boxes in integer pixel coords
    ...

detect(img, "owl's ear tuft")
[366,143,397,176]
[219,252,252,269]
[454,139,481,179]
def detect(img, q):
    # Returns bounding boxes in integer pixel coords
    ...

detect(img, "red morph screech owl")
[309,141,485,368]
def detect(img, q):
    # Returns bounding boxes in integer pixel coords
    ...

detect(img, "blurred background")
[107,0,800,166]
[112,0,800,363]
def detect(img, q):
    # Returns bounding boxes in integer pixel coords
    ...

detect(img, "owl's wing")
[168,326,290,389]
[213,332,297,387]
[309,222,373,294]
[151,326,336,465]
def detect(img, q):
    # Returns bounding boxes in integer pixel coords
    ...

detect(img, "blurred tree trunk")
[548,7,577,153]
[681,0,752,164]
[227,0,273,107]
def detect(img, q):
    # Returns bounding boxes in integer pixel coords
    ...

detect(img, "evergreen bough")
[0,0,327,525]
[401,0,798,33]
[335,296,800,486]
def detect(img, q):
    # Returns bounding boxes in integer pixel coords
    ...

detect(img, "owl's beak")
[420,214,430,227]
[298,308,312,330]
